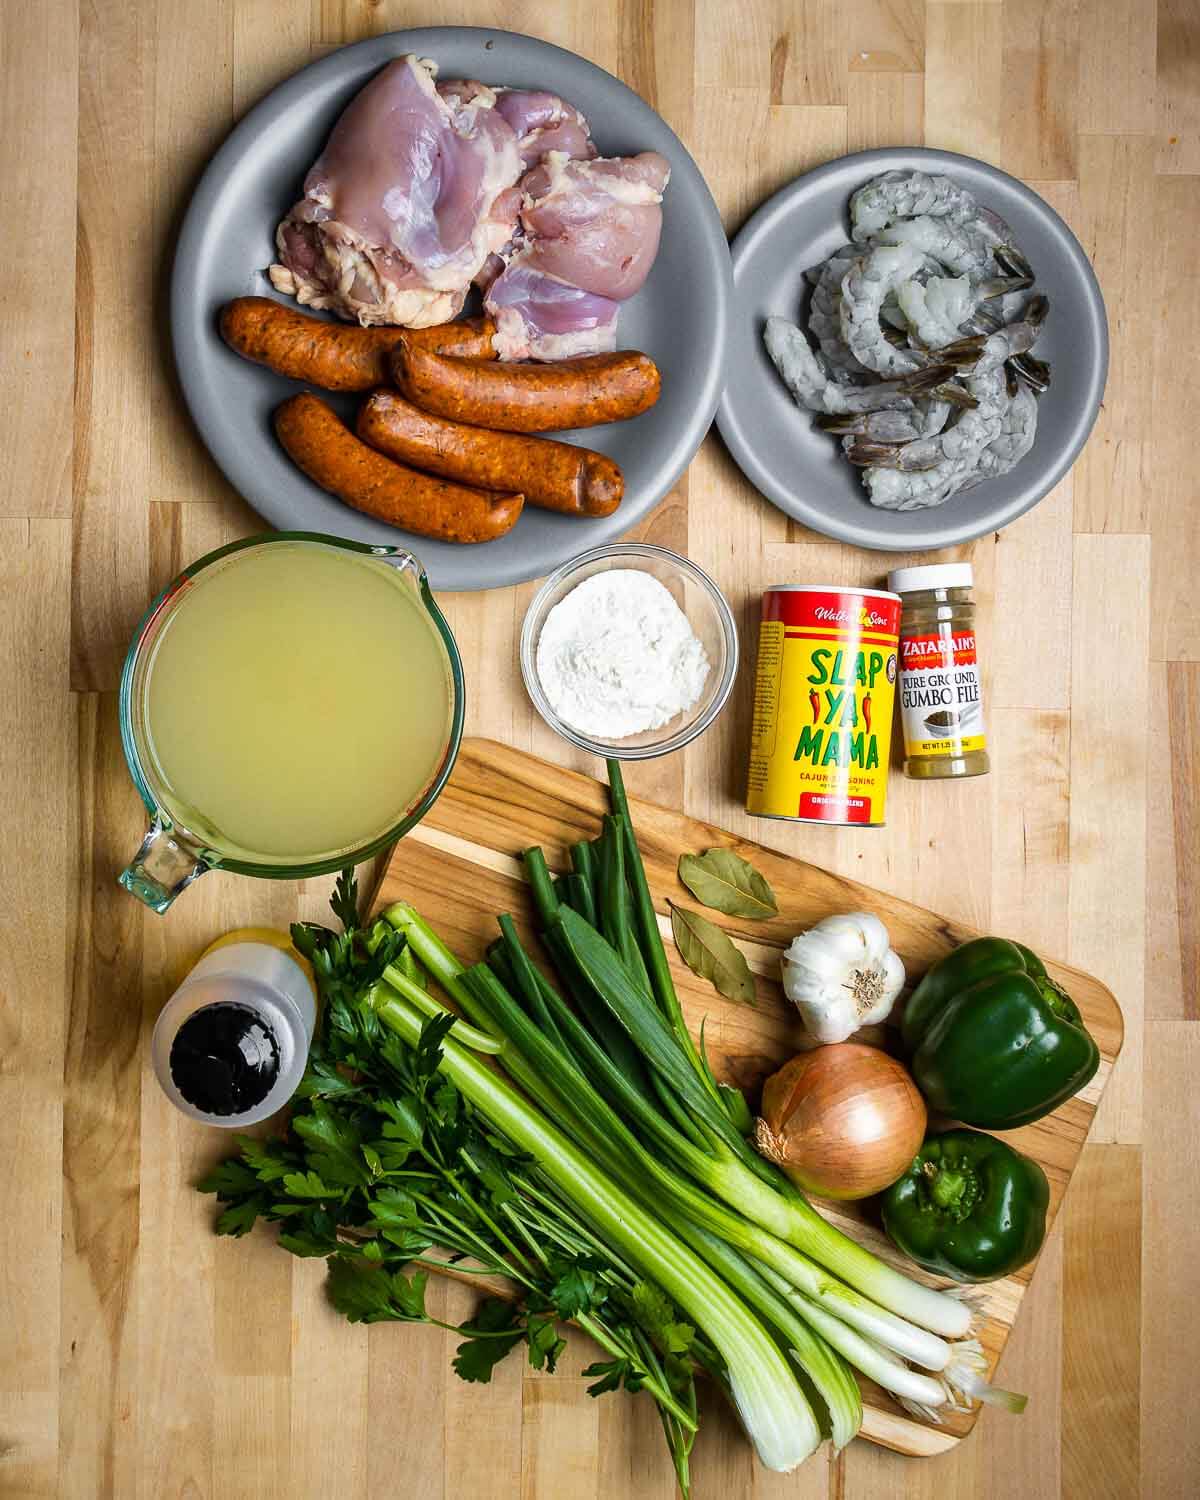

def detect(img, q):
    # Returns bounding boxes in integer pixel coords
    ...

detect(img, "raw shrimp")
[837,243,929,375]
[854,363,1010,509]
[817,398,954,443]
[850,170,979,241]
[847,309,1032,504]
[972,206,1018,250]
[764,317,951,415]
[968,298,1051,391]
[880,298,911,332]
[987,245,1035,291]
[897,252,1033,353]
[1011,353,1051,392]
[808,245,874,377]
[843,401,955,457]
[961,383,1039,491]
[762,168,1052,510]
[895,275,974,348]
[994,285,1036,324]
[940,295,1048,369]
[876,214,999,279]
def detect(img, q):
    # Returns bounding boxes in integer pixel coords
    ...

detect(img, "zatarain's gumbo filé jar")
[888,562,990,781]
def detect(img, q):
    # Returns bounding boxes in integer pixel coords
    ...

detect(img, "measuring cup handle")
[119,821,210,912]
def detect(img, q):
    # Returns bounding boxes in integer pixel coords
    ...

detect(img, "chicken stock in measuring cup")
[118,533,464,911]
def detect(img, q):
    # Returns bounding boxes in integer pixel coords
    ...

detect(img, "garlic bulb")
[781,912,904,1044]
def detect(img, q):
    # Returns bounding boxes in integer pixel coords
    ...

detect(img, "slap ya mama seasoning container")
[888,563,989,780]
[746,585,901,826]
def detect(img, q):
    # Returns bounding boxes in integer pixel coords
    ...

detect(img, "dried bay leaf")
[677,848,778,920]
[669,902,757,1007]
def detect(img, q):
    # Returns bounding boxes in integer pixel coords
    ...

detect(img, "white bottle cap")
[151,942,317,1127]
[887,562,974,594]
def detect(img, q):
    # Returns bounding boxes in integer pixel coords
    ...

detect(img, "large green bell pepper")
[881,1128,1049,1283]
[902,937,1099,1129]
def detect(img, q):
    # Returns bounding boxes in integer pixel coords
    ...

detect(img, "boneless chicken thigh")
[268,55,669,356]
[519,152,670,299]
[491,89,597,166]
[485,263,621,362]
[270,57,523,327]
[485,150,671,359]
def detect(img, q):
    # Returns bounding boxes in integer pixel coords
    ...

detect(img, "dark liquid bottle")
[168,1001,281,1116]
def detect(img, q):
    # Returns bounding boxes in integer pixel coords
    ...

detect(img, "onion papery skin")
[755,1044,927,1201]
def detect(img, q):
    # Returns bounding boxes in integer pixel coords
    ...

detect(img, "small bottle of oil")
[150,929,317,1126]
[887,563,989,780]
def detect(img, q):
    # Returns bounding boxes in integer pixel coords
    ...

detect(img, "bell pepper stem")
[924,1160,969,1213]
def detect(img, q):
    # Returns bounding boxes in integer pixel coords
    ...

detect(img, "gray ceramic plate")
[716,148,1108,550]
[170,28,731,591]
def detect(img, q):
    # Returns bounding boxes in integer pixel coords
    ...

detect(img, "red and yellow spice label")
[746,587,901,826]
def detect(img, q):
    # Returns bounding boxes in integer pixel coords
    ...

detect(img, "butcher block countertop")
[2,3,1197,1499]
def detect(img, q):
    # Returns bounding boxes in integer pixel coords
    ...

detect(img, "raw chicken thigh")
[268,53,670,359]
[492,89,597,166]
[486,264,621,362]
[270,57,523,327]
[520,152,669,298]
[464,87,599,299]
[486,151,671,359]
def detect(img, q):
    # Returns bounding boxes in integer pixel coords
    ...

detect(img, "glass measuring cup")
[118,532,464,913]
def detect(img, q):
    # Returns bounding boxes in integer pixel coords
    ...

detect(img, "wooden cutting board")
[373,739,1123,1458]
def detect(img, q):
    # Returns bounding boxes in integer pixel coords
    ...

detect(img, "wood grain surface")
[1,1,1196,1497]
[373,738,1124,1456]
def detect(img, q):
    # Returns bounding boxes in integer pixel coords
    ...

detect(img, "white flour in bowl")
[535,569,710,739]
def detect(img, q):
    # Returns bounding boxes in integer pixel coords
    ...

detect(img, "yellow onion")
[754,1044,926,1201]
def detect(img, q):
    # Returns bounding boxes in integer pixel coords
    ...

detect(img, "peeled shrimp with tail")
[763,316,954,416]
[846,323,1025,508]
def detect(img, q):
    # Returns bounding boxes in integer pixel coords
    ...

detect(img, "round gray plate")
[170,28,732,591]
[716,148,1108,550]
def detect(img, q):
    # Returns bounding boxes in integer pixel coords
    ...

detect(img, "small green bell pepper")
[881,1128,1049,1283]
[902,937,1100,1129]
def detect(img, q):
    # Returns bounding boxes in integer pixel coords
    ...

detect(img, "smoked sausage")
[274,393,523,544]
[357,391,623,517]
[220,298,497,391]
[390,340,661,433]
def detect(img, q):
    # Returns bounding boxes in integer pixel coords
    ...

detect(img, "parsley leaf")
[527,1316,566,1373]
[295,1053,363,1103]
[583,1356,645,1398]
[329,868,360,934]
[197,1159,262,1199]
[278,1228,338,1258]
[452,1298,526,1383]
[328,1258,429,1323]
[547,1257,606,1321]
[292,1104,369,1188]
[236,1137,297,1182]
[281,1170,336,1200]
[631,1281,695,1356]
[376,1097,423,1144]
[366,1186,418,1229]
[327,1259,398,1322]
[215,1196,270,1237]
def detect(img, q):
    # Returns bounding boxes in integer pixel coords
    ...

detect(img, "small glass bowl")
[520,542,739,760]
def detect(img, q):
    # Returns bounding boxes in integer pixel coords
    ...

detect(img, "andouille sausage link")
[274,393,523,544]
[220,298,497,391]
[357,391,624,517]
[390,339,662,433]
